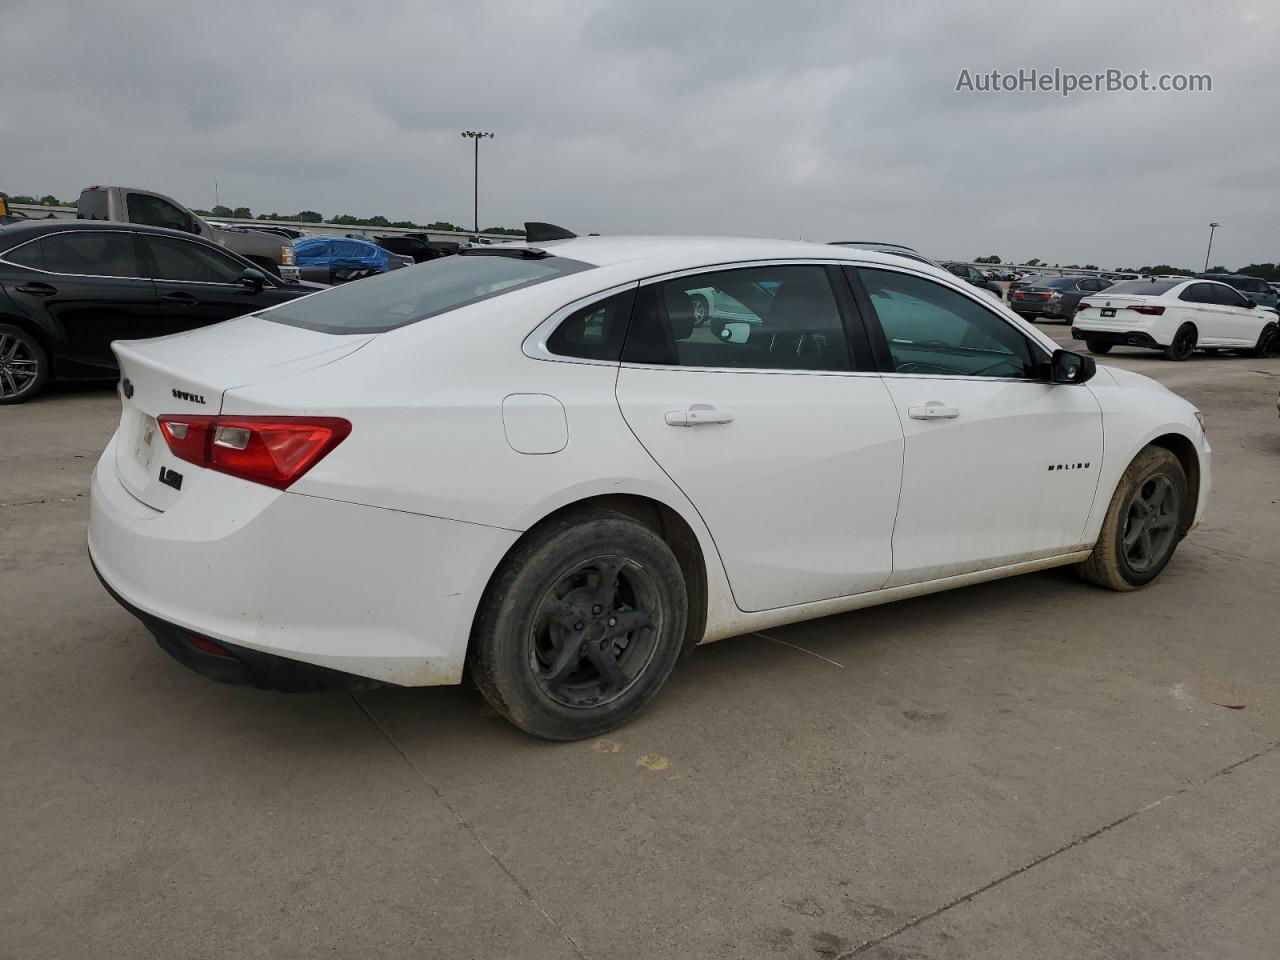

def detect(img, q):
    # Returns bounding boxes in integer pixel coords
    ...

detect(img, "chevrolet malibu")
[89,237,1211,740]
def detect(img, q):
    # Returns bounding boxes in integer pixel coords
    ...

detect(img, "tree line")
[0,191,524,236]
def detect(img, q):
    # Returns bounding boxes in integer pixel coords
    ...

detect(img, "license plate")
[133,413,159,469]
[1101,308,1117,317]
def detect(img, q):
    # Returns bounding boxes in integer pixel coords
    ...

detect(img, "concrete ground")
[3,328,1278,959]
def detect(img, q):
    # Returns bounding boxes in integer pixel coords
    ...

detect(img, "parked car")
[940,261,1003,299]
[374,235,453,264]
[1073,277,1280,360]
[88,237,1209,740]
[77,186,298,281]
[1195,273,1279,311]
[0,220,321,403]
[1010,275,1113,322]
[292,235,404,283]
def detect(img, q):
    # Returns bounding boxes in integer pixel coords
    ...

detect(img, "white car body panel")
[89,237,1210,686]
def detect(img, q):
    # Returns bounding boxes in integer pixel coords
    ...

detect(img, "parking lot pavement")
[3,345,1278,959]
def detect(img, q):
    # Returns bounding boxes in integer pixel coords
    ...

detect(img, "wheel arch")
[1147,431,1201,535]
[476,492,711,657]
[0,312,57,378]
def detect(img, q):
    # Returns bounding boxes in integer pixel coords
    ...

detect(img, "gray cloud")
[3,0,1276,268]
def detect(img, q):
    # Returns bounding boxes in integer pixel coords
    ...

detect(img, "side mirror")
[1050,348,1096,384]
[238,267,268,291]
[716,321,752,344]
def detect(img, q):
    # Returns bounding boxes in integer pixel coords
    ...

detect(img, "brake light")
[157,415,350,489]
[1128,305,1166,315]
[281,244,295,266]
[1077,301,1092,311]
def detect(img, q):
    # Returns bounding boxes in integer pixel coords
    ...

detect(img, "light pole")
[460,131,494,238]
[1203,222,1220,272]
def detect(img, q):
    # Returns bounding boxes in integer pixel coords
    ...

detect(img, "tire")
[1085,341,1113,355]
[0,323,50,404]
[689,294,711,327]
[1076,446,1188,591]
[1162,323,1196,361]
[1236,323,1279,359]
[468,508,688,740]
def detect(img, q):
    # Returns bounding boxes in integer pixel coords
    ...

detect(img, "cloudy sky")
[3,0,1276,269]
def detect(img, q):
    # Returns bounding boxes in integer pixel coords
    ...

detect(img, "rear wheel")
[1237,323,1279,358]
[1085,341,1113,355]
[1163,323,1196,361]
[468,509,688,740]
[0,323,49,404]
[1077,446,1188,590]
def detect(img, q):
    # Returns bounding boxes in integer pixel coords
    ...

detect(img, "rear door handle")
[161,292,199,306]
[15,282,57,297]
[665,403,734,427]
[908,402,960,420]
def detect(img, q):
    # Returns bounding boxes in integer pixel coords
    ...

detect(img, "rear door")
[0,229,158,371]
[614,263,905,612]
[139,233,265,333]
[850,266,1103,586]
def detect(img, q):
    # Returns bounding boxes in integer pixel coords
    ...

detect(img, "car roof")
[507,234,946,274]
[0,218,210,245]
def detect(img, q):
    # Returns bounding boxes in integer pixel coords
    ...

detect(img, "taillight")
[157,415,350,489]
[281,244,295,266]
[1076,301,1091,311]
[1128,305,1166,315]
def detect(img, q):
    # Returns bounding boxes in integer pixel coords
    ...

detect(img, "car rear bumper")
[1071,328,1162,348]
[88,433,519,687]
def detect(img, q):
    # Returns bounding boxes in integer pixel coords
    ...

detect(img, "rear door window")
[25,231,143,278]
[265,251,593,334]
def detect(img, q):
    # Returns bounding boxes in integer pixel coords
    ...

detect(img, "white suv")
[1074,278,1280,361]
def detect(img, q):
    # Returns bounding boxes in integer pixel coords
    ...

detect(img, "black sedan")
[1009,274,1112,322]
[0,220,320,403]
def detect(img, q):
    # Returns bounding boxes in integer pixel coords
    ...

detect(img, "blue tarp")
[292,236,391,271]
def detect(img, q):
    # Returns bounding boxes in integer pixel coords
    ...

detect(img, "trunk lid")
[112,316,372,510]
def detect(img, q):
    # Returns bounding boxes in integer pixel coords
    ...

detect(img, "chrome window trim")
[0,228,255,287]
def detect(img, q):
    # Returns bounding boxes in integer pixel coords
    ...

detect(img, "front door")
[139,234,265,334]
[851,266,1103,587]
[614,263,905,612]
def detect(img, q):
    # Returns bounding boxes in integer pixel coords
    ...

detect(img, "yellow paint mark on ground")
[592,739,621,753]
[636,753,670,772]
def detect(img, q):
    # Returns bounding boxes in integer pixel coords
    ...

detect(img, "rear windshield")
[1042,276,1083,288]
[264,252,593,334]
[1101,279,1181,295]
[77,189,109,221]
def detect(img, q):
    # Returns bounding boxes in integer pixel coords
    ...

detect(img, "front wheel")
[1085,341,1113,355]
[1237,323,1279,358]
[1076,446,1188,590]
[468,509,688,740]
[1163,323,1197,361]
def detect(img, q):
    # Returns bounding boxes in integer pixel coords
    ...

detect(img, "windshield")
[265,253,593,334]
[1100,279,1182,296]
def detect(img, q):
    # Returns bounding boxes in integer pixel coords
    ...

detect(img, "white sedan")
[89,237,1210,739]
[1073,277,1280,361]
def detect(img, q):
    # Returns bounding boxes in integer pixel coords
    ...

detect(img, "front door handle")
[907,402,960,420]
[161,292,199,306]
[15,282,57,297]
[665,403,734,427]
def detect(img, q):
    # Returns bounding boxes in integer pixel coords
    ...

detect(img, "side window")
[126,193,193,232]
[4,240,46,270]
[143,236,247,283]
[546,288,637,361]
[621,265,851,372]
[1179,283,1210,303]
[35,232,143,278]
[1209,283,1249,307]
[857,268,1038,379]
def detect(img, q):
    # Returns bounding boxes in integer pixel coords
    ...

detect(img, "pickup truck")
[76,186,298,280]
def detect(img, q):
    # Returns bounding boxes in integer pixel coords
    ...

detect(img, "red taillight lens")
[156,415,351,489]
[1077,301,1092,311]
[1129,305,1166,315]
